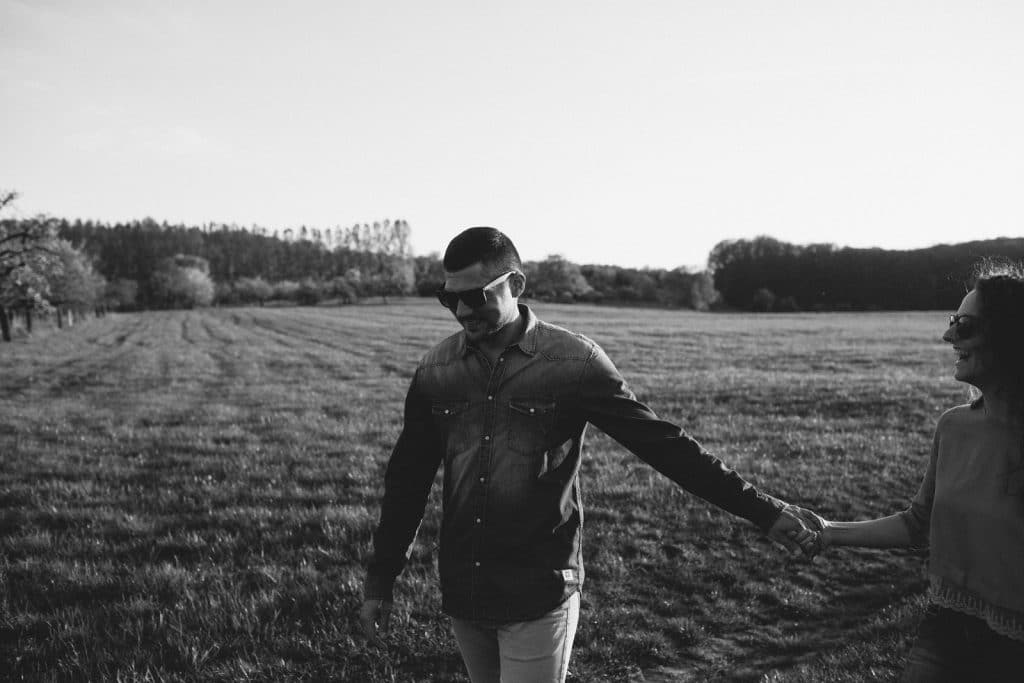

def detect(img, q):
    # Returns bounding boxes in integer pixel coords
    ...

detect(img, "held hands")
[784,505,831,557]
[767,504,827,557]
[359,599,393,643]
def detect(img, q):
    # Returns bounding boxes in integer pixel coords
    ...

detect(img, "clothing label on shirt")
[561,569,577,584]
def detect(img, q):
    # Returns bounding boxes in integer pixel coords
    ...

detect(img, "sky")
[2,1,1023,269]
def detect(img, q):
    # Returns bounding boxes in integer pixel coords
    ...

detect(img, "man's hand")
[767,504,820,557]
[788,506,827,533]
[788,505,829,553]
[359,599,393,643]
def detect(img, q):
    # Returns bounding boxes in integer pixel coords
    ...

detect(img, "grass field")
[0,300,966,681]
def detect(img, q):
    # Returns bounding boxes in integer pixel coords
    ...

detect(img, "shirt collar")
[458,303,539,358]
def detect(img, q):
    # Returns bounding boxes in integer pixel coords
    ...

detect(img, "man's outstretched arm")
[577,344,816,553]
[361,369,443,639]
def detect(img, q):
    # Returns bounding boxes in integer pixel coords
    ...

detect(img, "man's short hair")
[443,227,522,275]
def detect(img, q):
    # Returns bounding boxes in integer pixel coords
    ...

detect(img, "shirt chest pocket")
[431,400,471,455]
[508,398,558,456]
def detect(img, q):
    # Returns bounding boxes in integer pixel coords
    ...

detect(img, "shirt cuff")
[755,494,787,532]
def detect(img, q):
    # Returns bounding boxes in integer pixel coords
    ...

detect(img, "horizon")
[9,206,1024,272]
[3,1,1023,269]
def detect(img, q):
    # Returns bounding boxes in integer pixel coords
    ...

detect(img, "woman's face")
[942,289,998,390]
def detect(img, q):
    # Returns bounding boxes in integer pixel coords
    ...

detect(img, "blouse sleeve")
[898,423,941,550]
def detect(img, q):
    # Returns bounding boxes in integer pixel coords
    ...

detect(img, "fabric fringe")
[929,576,1024,642]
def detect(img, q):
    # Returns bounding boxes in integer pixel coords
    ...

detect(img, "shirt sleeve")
[898,424,939,550]
[576,343,785,531]
[364,368,444,601]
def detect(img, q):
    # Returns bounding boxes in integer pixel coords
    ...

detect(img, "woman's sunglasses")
[948,313,983,340]
[436,271,515,311]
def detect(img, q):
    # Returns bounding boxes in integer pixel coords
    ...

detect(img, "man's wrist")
[757,495,787,532]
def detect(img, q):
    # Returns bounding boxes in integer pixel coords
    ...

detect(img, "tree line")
[1,210,721,324]
[54,217,417,307]
[708,235,1024,312]
[6,188,1022,344]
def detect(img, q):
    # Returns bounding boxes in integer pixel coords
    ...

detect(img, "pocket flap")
[509,398,557,416]
[431,400,468,418]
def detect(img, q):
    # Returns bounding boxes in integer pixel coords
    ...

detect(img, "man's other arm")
[364,368,444,602]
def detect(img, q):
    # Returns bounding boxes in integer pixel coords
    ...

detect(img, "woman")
[807,265,1024,680]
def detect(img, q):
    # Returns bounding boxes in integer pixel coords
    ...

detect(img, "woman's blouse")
[900,403,1024,641]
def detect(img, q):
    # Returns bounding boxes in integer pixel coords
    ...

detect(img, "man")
[360,227,815,682]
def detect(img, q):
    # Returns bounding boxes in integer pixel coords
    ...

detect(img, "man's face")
[441,262,521,344]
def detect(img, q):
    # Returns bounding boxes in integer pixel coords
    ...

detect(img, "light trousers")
[450,592,580,683]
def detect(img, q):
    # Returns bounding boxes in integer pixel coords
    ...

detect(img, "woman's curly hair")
[969,259,1024,420]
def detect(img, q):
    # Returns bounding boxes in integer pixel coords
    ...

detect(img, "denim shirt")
[365,305,784,622]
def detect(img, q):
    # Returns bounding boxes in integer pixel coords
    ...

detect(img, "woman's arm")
[790,507,915,550]
[792,419,944,552]
[823,514,913,548]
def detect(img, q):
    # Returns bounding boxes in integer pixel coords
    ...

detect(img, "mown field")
[0,300,965,681]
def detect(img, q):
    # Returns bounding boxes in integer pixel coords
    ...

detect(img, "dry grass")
[0,301,963,681]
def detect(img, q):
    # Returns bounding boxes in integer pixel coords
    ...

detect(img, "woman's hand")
[786,505,830,555]
[768,504,826,557]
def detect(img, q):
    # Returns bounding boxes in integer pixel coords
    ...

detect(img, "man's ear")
[510,271,526,298]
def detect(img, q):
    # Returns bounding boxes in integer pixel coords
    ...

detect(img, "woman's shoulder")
[936,402,978,431]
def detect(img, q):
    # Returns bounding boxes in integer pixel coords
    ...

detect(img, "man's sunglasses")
[436,271,515,310]
[948,314,983,340]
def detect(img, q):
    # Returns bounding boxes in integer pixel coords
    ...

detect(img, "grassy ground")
[0,300,965,681]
